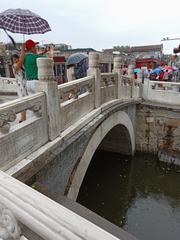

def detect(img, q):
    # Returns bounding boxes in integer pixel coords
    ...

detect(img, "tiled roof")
[131,44,163,52]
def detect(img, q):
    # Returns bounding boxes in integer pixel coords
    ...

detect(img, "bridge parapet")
[0,92,48,170]
[143,78,180,104]
[0,56,141,171]
[0,57,141,240]
[100,72,118,104]
[0,170,122,240]
[0,77,17,94]
[58,75,95,131]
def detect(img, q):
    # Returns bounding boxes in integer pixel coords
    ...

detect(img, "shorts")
[26,80,39,94]
[17,80,28,97]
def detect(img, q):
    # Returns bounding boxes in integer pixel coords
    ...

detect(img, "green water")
[77,150,180,240]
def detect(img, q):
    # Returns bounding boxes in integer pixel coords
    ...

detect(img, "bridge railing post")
[128,61,135,98]
[142,78,149,100]
[87,52,101,108]
[113,57,123,99]
[37,58,61,141]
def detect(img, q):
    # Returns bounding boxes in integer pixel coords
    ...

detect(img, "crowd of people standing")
[145,66,180,82]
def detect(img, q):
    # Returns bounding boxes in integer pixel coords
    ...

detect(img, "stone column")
[113,57,123,99]
[142,78,149,100]
[108,62,112,73]
[37,58,61,141]
[4,60,10,78]
[87,52,101,108]
[128,60,135,79]
[128,60,135,98]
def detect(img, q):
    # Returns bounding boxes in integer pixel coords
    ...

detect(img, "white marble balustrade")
[0,56,141,240]
[0,92,48,170]
[58,76,95,131]
[100,73,118,104]
[143,79,180,104]
[121,76,133,99]
[0,55,140,171]
[0,77,17,94]
[0,170,119,240]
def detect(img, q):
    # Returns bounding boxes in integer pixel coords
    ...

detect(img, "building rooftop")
[61,48,96,52]
[131,44,163,52]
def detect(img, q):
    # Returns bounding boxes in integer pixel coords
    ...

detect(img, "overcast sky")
[1,0,180,53]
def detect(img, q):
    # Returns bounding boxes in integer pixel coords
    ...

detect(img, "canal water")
[77,150,180,240]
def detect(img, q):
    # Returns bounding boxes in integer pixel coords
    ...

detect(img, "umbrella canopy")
[164,65,179,71]
[152,67,162,74]
[66,53,88,66]
[172,66,178,71]
[133,68,141,73]
[0,8,51,34]
[164,66,173,70]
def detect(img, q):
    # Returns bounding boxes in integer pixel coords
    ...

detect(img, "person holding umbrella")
[66,53,88,81]
[0,8,51,93]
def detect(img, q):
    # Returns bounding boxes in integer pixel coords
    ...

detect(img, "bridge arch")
[67,110,135,200]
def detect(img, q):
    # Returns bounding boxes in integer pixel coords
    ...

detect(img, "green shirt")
[24,53,41,80]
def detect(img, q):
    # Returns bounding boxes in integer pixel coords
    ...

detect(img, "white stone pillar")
[87,52,101,108]
[4,61,10,78]
[128,61,135,98]
[128,60,135,79]
[37,58,61,141]
[113,57,123,99]
[108,62,112,73]
[142,78,149,100]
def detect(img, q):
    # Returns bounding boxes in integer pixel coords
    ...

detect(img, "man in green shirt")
[23,39,45,94]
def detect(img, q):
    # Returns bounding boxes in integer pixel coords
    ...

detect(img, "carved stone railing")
[143,79,180,104]
[0,92,48,170]
[0,55,141,171]
[0,77,17,94]
[121,75,133,99]
[100,73,118,104]
[0,202,28,240]
[0,56,141,240]
[133,79,142,99]
[0,170,119,240]
[58,76,95,131]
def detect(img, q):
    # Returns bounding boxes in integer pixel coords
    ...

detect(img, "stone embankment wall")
[136,102,180,155]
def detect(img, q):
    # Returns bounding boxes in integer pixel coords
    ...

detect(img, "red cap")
[25,39,39,50]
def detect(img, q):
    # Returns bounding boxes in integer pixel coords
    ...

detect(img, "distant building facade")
[130,44,163,59]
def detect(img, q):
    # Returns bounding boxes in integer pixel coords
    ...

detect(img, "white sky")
[1,0,180,53]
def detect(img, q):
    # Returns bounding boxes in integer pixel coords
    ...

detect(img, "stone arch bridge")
[2,52,180,239]
[0,53,143,239]
[25,100,137,201]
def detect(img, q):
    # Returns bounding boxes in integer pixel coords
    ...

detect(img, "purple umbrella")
[0,8,51,34]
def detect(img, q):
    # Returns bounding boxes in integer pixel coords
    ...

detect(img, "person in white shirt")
[12,44,28,122]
